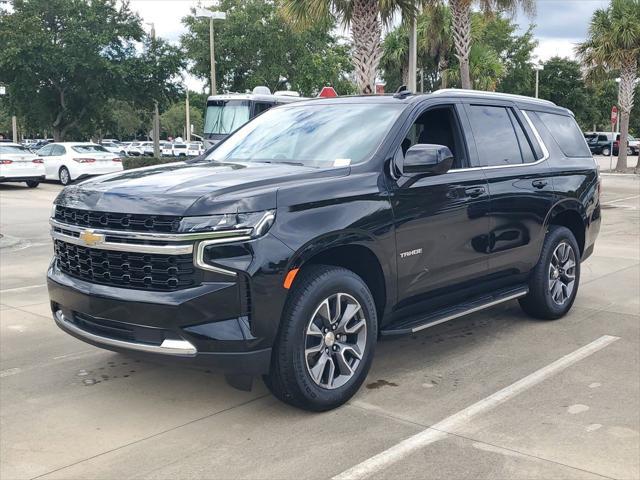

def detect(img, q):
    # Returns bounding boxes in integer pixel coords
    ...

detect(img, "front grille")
[54,206,182,233]
[54,240,198,291]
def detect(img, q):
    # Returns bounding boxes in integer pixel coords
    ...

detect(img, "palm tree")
[577,0,640,172]
[449,0,534,90]
[282,0,418,94]
[419,1,452,88]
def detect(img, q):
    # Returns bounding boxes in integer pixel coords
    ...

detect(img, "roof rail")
[432,88,556,107]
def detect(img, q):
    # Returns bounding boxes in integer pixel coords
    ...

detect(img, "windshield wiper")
[251,160,306,166]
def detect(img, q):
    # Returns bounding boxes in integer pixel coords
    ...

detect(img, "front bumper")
[47,262,273,375]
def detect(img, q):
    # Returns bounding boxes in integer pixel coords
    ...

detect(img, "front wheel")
[519,226,581,320]
[265,265,378,411]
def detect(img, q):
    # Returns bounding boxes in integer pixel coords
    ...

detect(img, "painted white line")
[0,284,46,294]
[604,194,640,205]
[334,335,620,480]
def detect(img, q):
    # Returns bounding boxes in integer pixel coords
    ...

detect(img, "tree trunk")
[451,0,472,90]
[616,111,630,171]
[438,57,449,89]
[617,61,637,172]
[350,0,382,94]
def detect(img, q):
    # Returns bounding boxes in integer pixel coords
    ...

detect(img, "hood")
[55,160,349,216]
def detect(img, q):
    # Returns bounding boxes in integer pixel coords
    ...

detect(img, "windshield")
[206,103,403,167]
[72,145,108,153]
[0,145,28,154]
[205,100,251,135]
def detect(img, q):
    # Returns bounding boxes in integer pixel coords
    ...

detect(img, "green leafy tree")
[161,102,204,139]
[282,0,417,94]
[182,0,355,97]
[449,0,534,89]
[578,0,640,171]
[0,0,184,141]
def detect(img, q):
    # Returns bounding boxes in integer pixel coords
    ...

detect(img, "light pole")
[185,86,190,142]
[533,63,544,99]
[195,8,226,96]
[408,16,417,92]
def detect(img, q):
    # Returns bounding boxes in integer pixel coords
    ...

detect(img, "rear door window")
[466,105,524,166]
[534,112,592,157]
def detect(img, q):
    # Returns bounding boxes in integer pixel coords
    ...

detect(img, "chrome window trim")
[54,310,197,356]
[447,110,549,173]
[50,218,252,242]
[193,236,253,276]
[52,229,194,255]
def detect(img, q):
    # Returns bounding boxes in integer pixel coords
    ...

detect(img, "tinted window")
[508,110,537,163]
[72,145,108,153]
[254,102,272,116]
[0,145,28,154]
[535,112,592,157]
[597,135,608,142]
[467,105,523,166]
[38,145,53,156]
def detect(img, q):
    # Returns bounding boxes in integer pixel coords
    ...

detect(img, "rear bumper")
[0,174,45,182]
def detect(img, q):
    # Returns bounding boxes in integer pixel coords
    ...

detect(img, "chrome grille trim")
[52,230,194,255]
[50,218,252,243]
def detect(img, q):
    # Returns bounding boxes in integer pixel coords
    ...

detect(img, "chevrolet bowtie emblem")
[78,230,105,246]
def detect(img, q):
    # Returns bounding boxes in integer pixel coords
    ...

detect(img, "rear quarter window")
[532,111,591,157]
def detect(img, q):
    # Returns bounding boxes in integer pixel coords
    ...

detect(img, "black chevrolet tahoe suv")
[48,89,601,411]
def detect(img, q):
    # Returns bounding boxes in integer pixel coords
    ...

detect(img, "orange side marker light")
[283,268,299,289]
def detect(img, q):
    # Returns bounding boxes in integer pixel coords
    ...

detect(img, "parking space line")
[603,194,640,205]
[0,284,46,293]
[333,335,620,480]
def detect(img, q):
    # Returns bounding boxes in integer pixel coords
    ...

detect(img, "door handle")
[532,180,548,189]
[464,186,486,198]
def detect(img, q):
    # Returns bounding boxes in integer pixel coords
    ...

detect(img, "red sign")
[611,105,618,126]
[318,86,338,98]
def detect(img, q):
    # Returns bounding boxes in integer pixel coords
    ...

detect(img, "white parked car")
[37,142,123,185]
[161,142,174,157]
[187,142,204,156]
[124,142,144,156]
[0,143,46,188]
[101,141,128,156]
[172,143,188,157]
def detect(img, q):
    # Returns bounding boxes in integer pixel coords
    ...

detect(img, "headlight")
[51,204,58,218]
[179,210,276,237]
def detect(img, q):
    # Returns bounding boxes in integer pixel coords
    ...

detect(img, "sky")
[127,0,611,91]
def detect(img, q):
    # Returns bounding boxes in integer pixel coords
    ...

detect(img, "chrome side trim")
[50,218,252,243]
[54,310,197,356]
[448,110,550,173]
[51,230,194,255]
[194,235,253,276]
[411,290,528,333]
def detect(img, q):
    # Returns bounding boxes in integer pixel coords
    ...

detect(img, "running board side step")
[381,286,529,336]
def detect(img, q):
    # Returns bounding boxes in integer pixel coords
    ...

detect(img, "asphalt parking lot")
[1,174,639,480]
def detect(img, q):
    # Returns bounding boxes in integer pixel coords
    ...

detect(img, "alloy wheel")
[548,241,576,305]
[304,293,367,390]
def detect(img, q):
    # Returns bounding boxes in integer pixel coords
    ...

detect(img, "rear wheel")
[59,166,71,186]
[601,146,611,156]
[265,265,377,411]
[519,226,581,320]
[25,180,39,188]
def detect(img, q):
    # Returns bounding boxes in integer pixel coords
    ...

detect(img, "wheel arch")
[284,232,393,324]
[545,200,587,256]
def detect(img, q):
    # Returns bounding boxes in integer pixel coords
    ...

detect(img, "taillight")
[73,158,96,163]
[614,140,619,148]
[32,158,44,164]
[112,157,122,162]
[0,159,13,165]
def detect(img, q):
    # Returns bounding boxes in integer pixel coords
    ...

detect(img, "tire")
[264,265,378,411]
[601,147,611,156]
[25,180,39,188]
[519,226,581,320]
[59,166,71,186]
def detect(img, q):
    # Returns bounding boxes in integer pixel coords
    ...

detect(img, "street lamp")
[195,8,226,96]
[533,63,544,99]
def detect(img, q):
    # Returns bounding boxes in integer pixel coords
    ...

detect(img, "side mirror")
[402,144,454,176]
